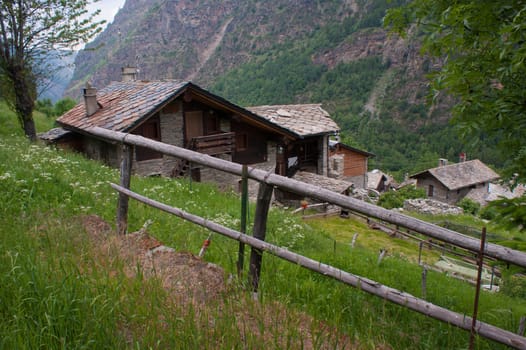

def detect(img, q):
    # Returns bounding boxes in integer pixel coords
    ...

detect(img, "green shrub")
[35,97,77,118]
[480,204,499,220]
[377,186,426,209]
[501,274,526,298]
[457,198,480,215]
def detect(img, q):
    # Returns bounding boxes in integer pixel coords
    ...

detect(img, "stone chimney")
[438,158,448,167]
[121,66,137,82]
[83,82,99,117]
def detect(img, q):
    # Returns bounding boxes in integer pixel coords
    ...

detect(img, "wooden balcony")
[189,132,235,156]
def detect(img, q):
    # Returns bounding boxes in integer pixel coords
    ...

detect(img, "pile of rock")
[403,198,464,215]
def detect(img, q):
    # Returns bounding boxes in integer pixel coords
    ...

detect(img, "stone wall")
[84,137,119,168]
[160,101,184,176]
[404,198,464,215]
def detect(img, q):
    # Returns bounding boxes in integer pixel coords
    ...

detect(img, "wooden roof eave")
[335,143,375,157]
[186,83,298,141]
[57,124,121,145]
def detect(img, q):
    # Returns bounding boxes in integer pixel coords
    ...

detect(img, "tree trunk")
[11,65,37,141]
[22,117,37,142]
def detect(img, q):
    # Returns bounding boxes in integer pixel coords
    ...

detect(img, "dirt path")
[80,215,365,349]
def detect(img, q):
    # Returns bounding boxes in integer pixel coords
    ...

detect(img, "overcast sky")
[87,0,126,26]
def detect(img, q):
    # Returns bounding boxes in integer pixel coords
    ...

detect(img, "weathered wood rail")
[110,183,526,349]
[86,126,526,348]
[88,126,526,268]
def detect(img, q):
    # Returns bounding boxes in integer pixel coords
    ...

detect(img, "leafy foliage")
[385,0,526,230]
[457,198,480,216]
[486,196,526,231]
[36,98,77,118]
[0,0,104,140]
[377,186,426,209]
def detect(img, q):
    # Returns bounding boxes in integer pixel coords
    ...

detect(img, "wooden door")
[185,111,203,147]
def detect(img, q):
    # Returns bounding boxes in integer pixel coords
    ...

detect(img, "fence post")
[518,316,526,336]
[351,233,358,248]
[248,181,274,296]
[117,144,133,235]
[469,227,487,350]
[418,241,423,265]
[421,266,427,299]
[237,165,249,278]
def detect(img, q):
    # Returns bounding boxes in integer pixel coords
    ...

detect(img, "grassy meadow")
[0,102,525,349]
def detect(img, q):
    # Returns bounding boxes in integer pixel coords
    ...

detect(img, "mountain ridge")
[64,0,502,177]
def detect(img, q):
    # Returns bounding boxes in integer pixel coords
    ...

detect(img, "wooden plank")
[197,145,233,155]
[87,127,526,269]
[469,227,487,349]
[237,165,248,278]
[109,182,526,349]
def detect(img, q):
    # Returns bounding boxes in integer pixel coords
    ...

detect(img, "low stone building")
[410,159,500,205]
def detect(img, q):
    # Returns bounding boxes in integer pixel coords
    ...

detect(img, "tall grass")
[1,103,525,349]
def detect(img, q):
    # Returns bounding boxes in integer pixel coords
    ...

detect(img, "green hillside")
[0,100,524,348]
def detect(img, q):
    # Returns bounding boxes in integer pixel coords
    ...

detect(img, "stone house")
[410,159,500,205]
[245,104,340,177]
[43,78,351,194]
[367,170,389,193]
[245,104,362,202]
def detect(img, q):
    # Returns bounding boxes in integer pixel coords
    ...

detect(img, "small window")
[236,133,248,151]
[428,185,434,197]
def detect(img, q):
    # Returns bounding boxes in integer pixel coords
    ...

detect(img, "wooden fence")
[87,126,526,349]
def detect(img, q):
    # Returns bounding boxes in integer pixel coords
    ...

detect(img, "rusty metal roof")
[246,104,339,137]
[57,80,189,132]
[410,159,500,190]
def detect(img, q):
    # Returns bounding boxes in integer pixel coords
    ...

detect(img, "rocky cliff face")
[67,0,360,95]
[66,0,477,177]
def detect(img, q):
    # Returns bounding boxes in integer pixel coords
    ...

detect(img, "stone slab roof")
[57,80,189,132]
[293,171,353,194]
[246,104,339,138]
[367,170,387,189]
[410,159,500,190]
[56,80,297,138]
[38,127,73,141]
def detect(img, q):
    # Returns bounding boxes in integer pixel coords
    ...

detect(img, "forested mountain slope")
[65,0,502,178]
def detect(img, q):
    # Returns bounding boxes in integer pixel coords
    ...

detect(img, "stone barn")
[410,159,500,205]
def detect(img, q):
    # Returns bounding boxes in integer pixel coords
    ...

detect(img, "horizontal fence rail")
[111,183,526,349]
[88,126,526,269]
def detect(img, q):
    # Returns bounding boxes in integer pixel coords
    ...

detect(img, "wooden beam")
[237,165,249,278]
[117,144,133,235]
[109,183,526,349]
[86,127,526,269]
[248,182,274,294]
